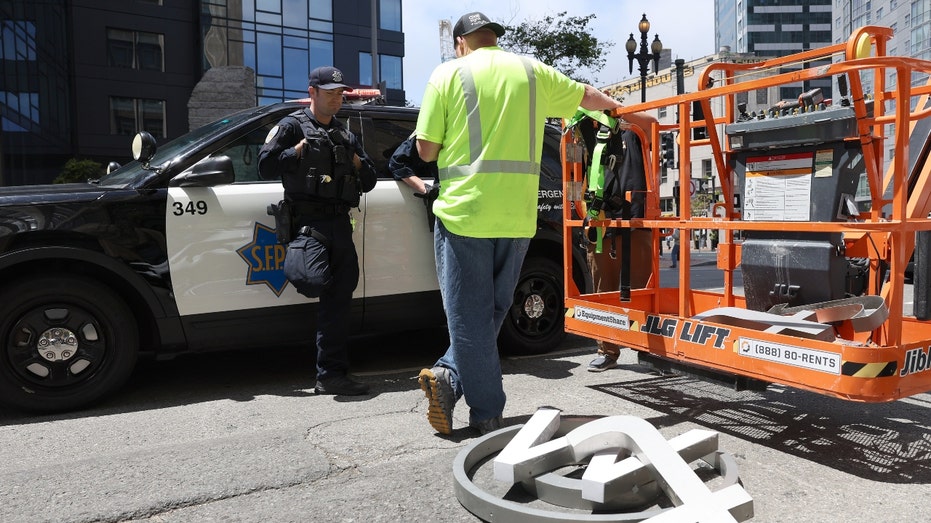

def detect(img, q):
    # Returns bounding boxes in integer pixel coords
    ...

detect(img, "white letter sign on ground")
[490,408,753,522]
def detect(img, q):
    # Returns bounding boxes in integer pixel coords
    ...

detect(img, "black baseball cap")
[309,66,353,91]
[453,12,505,40]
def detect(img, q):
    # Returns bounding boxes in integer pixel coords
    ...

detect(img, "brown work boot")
[418,367,455,435]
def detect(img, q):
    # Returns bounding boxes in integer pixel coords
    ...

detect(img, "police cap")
[309,66,353,91]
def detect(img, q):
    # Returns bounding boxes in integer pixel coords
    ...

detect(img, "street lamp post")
[626,14,663,104]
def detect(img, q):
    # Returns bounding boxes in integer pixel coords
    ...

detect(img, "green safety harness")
[565,108,635,301]
[566,108,621,253]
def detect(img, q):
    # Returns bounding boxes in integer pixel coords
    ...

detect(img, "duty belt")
[290,201,348,218]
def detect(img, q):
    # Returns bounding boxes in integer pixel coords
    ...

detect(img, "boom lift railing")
[561,26,931,402]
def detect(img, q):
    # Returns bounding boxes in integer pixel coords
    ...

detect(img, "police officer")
[258,66,376,396]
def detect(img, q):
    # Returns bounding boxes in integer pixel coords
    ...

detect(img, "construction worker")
[414,11,654,436]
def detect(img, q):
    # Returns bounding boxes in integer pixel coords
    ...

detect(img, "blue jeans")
[433,219,530,425]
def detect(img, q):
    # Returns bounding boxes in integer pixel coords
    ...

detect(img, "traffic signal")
[660,132,676,169]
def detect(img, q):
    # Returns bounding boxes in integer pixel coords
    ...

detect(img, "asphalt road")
[0,254,925,522]
[1,323,929,523]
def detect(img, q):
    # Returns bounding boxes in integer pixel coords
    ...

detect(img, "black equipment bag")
[283,227,332,298]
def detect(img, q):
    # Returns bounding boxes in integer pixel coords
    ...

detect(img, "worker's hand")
[414,183,439,198]
[414,183,439,206]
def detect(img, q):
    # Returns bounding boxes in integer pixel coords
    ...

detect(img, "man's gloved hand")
[413,183,439,232]
[413,183,440,204]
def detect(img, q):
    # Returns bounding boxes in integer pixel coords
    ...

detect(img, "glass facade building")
[714,0,834,102]
[0,1,71,185]
[0,0,404,186]
[832,0,931,201]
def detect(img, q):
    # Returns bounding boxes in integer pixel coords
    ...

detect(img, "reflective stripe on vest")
[439,56,540,179]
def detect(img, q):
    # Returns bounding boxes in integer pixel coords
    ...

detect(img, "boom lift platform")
[561,26,931,402]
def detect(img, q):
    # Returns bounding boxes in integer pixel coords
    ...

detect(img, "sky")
[401,0,718,106]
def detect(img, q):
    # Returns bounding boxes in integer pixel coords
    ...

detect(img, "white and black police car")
[0,100,589,413]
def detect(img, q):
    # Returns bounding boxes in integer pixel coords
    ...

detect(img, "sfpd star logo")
[236,222,289,296]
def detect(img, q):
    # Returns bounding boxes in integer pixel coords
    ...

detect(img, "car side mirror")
[169,155,236,187]
[132,131,157,166]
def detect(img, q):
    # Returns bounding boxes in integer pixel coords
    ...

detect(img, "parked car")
[0,101,589,413]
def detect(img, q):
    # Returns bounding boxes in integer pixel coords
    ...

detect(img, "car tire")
[0,275,139,413]
[499,255,566,355]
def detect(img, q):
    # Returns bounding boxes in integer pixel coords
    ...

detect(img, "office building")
[832,1,931,206]
[715,0,834,102]
[600,50,763,217]
[0,0,404,186]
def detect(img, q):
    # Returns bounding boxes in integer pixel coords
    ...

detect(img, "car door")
[353,111,439,297]
[164,112,361,317]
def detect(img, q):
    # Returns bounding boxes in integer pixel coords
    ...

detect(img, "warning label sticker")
[744,152,813,221]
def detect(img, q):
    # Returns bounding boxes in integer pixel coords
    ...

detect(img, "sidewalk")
[658,248,719,268]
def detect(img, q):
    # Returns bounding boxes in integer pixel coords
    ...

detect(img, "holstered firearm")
[267,199,293,244]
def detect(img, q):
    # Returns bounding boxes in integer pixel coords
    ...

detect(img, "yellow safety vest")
[416,46,584,237]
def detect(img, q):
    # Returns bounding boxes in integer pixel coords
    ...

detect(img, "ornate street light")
[626,14,663,103]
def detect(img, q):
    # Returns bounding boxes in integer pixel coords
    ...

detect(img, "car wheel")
[0,275,138,413]
[499,256,566,355]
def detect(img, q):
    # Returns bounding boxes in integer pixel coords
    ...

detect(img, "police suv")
[0,101,589,413]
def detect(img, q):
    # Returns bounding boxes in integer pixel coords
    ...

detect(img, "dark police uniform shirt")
[257,108,376,203]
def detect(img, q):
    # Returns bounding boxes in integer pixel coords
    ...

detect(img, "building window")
[309,0,332,24]
[856,172,871,201]
[380,55,402,89]
[359,52,373,86]
[658,106,667,119]
[309,38,334,73]
[756,89,768,105]
[107,28,164,71]
[110,97,165,137]
[1,20,37,60]
[359,53,403,89]
[380,0,401,31]
[256,32,283,77]
[1,91,38,132]
[1,21,39,132]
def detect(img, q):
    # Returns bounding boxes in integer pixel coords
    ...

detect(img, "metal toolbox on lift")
[728,133,863,311]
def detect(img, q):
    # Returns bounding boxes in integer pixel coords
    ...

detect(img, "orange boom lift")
[561,26,931,402]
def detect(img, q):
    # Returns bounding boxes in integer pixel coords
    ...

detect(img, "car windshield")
[95,106,264,187]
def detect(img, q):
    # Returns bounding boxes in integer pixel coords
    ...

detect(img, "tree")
[691,192,715,217]
[499,12,611,85]
[54,158,104,184]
